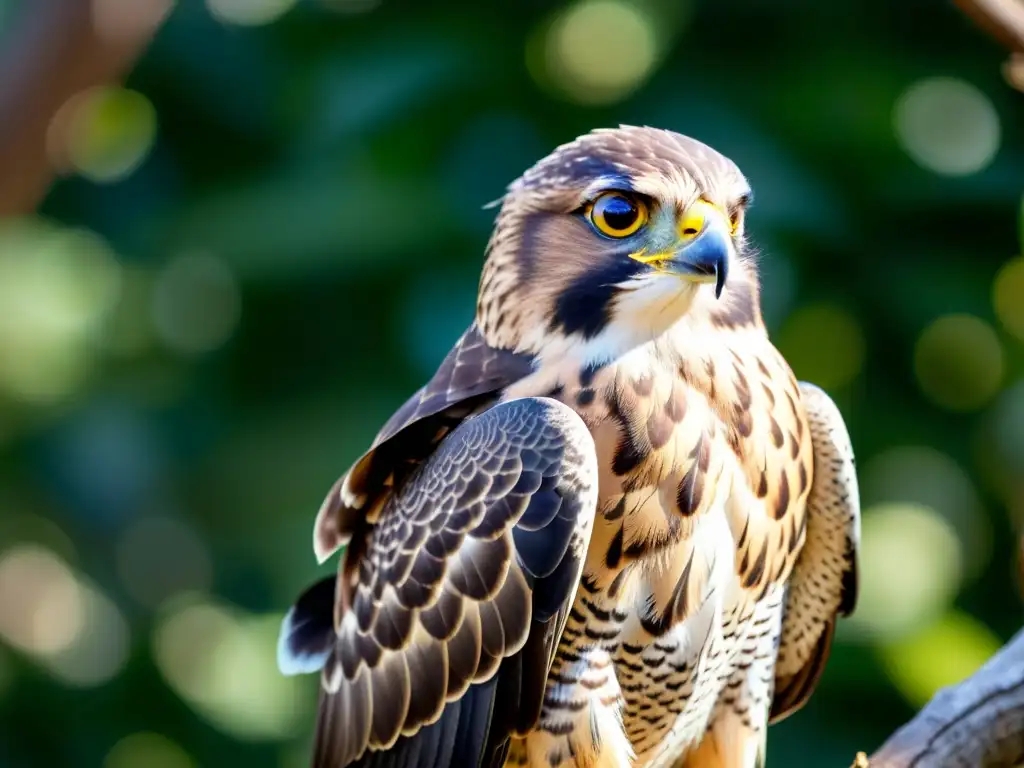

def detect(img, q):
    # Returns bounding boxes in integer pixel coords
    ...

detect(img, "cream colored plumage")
[277,125,861,768]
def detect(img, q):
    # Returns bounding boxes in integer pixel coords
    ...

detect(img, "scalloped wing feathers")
[313,325,536,564]
[288,397,599,767]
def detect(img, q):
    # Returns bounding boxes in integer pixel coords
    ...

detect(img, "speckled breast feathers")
[278,125,861,768]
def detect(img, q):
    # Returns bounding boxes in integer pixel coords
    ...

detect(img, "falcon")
[277,125,861,768]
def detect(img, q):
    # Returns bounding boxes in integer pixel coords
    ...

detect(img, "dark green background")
[1,0,1022,766]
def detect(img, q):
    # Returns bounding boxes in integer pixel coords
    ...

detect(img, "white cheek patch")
[550,275,699,369]
[528,273,705,370]
[611,274,698,337]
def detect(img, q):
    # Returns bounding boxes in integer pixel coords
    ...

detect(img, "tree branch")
[952,0,1024,91]
[0,0,172,216]
[851,10,1024,757]
[852,627,1024,767]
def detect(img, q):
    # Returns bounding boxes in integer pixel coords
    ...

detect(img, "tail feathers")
[769,617,835,724]
[342,675,504,768]
[278,575,337,676]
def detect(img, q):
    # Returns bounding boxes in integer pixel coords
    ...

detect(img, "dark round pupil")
[602,196,637,230]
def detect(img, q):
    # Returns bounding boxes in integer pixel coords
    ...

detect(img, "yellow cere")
[677,200,711,241]
[627,199,729,269]
[680,199,733,240]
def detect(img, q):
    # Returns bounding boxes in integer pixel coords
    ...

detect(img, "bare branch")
[952,0,1024,91]
[845,6,1024,767]
[0,0,172,216]
[854,627,1024,767]
[954,0,1024,51]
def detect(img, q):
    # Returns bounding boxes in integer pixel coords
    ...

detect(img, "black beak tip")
[668,222,731,298]
[714,258,728,299]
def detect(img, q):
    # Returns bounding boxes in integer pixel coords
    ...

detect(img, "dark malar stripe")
[550,251,647,339]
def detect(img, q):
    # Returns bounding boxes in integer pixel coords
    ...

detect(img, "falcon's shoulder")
[279,396,599,768]
[313,324,536,563]
[769,381,860,723]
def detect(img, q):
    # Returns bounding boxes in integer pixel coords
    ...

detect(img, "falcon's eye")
[589,192,647,238]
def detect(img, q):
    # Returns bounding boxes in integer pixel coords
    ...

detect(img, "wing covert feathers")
[311,396,599,768]
[313,325,536,563]
[770,382,860,724]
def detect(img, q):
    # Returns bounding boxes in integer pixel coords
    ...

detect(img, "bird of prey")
[277,125,860,768]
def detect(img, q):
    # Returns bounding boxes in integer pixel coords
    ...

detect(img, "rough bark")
[850,627,1024,767]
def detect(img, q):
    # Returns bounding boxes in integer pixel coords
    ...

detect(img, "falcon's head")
[476,125,762,363]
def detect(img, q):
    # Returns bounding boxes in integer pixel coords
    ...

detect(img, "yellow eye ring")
[588,192,647,239]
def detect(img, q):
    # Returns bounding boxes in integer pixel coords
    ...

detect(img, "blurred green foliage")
[0,0,1022,766]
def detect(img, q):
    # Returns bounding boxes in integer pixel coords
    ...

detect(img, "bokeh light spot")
[105,732,196,768]
[151,253,242,356]
[914,313,1003,412]
[894,77,1000,176]
[992,256,1024,341]
[861,446,989,582]
[879,611,1002,708]
[48,86,157,183]
[154,594,312,740]
[0,545,130,687]
[206,0,298,26]
[43,581,131,687]
[775,303,865,390]
[117,514,213,608]
[154,597,233,701]
[846,503,962,642]
[0,219,121,405]
[537,0,658,105]
[0,546,84,656]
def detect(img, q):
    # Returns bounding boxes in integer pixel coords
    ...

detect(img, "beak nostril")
[682,227,699,236]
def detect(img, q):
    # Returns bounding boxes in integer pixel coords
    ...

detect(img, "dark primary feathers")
[278,575,336,676]
[282,397,599,767]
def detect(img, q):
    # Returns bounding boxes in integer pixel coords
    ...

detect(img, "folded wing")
[313,324,537,564]
[770,382,861,723]
[280,396,599,768]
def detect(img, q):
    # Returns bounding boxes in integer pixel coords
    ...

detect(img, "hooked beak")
[630,199,733,299]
